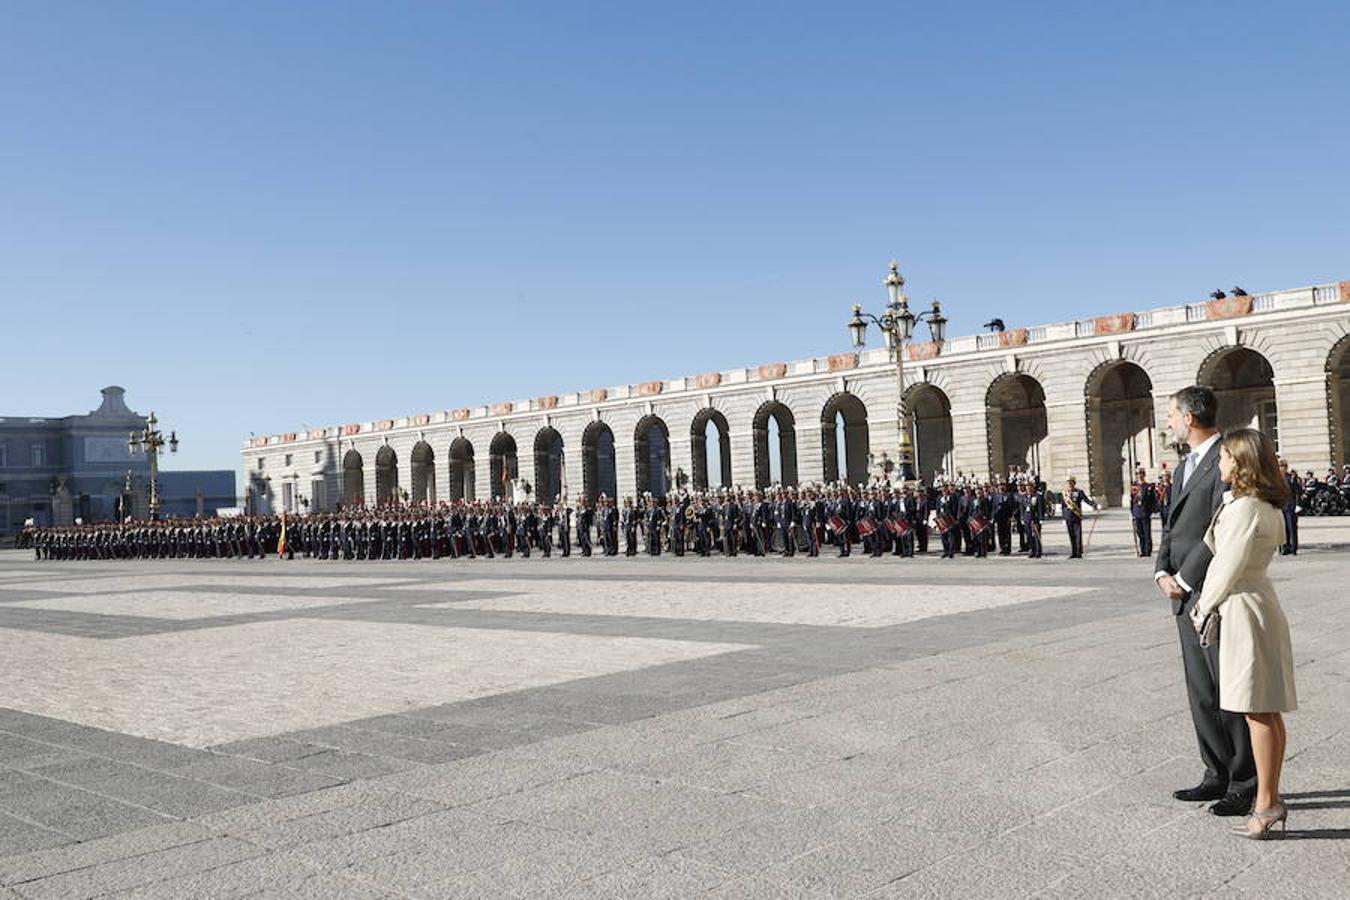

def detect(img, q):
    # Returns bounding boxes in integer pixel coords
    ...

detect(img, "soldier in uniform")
[937,482,960,559]
[720,492,741,557]
[1019,481,1045,559]
[1061,477,1099,559]
[1278,459,1301,555]
[778,488,799,558]
[601,497,619,556]
[576,500,594,557]
[1129,467,1155,556]
[622,497,638,556]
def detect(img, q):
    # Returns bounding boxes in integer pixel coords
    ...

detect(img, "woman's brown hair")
[1222,428,1289,508]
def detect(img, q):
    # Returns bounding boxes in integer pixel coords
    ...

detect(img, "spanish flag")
[277,511,288,558]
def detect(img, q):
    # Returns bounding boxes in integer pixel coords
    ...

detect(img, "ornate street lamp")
[128,412,177,520]
[847,261,948,483]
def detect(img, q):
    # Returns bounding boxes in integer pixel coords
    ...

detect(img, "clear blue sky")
[4,1,1347,483]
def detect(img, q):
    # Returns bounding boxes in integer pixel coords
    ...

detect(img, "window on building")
[284,453,293,467]
[0,444,7,468]
[314,450,322,464]
[257,457,265,470]
[31,444,44,467]
[282,481,295,512]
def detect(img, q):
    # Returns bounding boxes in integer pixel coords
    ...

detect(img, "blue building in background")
[0,386,237,538]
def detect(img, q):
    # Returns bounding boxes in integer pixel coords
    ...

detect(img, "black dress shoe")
[1173,783,1226,802]
[1210,791,1256,816]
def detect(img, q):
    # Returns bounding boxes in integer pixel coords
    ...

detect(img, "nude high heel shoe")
[1233,802,1287,840]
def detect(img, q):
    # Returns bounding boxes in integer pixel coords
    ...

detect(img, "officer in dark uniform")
[1061,477,1099,559]
[576,501,594,556]
[1129,468,1155,557]
[937,483,960,559]
[1278,459,1300,555]
[1019,482,1044,558]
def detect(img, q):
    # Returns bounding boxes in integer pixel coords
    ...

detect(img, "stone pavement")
[0,511,1346,898]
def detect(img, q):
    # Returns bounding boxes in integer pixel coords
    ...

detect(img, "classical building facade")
[242,280,1350,512]
[1,387,238,536]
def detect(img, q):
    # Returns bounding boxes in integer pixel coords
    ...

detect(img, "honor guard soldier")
[576,501,594,557]
[1060,477,1099,559]
[1278,459,1301,555]
[1129,468,1156,556]
[1019,482,1045,558]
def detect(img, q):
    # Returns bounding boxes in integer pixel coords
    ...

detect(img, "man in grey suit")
[1155,385,1256,815]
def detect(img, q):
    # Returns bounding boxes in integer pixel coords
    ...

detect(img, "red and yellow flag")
[277,511,288,558]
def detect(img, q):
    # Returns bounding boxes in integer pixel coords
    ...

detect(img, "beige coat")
[1196,492,1297,714]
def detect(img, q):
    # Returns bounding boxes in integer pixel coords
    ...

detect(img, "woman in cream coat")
[1192,428,1297,839]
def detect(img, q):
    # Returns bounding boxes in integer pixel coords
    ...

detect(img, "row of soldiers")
[26,474,1123,562]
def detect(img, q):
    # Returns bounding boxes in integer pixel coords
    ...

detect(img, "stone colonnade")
[245,285,1350,512]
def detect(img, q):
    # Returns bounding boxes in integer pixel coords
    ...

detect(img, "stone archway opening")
[903,383,954,484]
[375,445,400,506]
[582,421,617,501]
[342,449,365,507]
[410,441,435,505]
[1198,347,1278,443]
[753,401,798,488]
[1086,361,1154,506]
[1329,335,1350,469]
[690,409,732,490]
[489,432,518,500]
[987,373,1048,480]
[821,393,869,486]
[635,415,671,498]
[534,427,565,504]
[448,437,474,501]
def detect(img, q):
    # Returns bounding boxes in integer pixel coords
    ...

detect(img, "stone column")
[667,429,693,495]
[1045,399,1089,488]
[794,423,824,485]
[727,426,755,488]
[1274,374,1334,471]
[971,406,1000,481]
[1084,396,1105,501]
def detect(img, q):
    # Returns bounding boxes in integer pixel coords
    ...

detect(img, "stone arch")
[690,408,733,490]
[1197,346,1278,442]
[1085,360,1155,506]
[634,415,671,498]
[448,437,474,501]
[986,373,1048,479]
[342,449,365,507]
[902,382,954,484]
[582,420,617,501]
[1329,333,1350,469]
[821,392,869,486]
[533,426,565,504]
[489,431,519,500]
[375,445,400,506]
[410,441,435,504]
[752,401,798,488]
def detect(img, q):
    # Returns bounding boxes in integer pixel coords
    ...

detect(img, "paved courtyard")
[0,511,1347,898]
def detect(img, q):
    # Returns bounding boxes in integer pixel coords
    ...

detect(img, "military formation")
[23,468,1182,562]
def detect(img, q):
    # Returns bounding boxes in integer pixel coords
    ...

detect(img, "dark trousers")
[939,528,955,558]
[1065,515,1084,558]
[1176,602,1256,795]
[1024,520,1042,558]
[1280,508,1298,554]
[996,517,1012,555]
[1133,515,1153,556]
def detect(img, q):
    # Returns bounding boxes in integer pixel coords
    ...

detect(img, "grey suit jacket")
[1155,439,1228,616]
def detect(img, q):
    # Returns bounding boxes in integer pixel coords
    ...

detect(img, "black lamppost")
[128,412,177,520]
[847,262,948,483]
